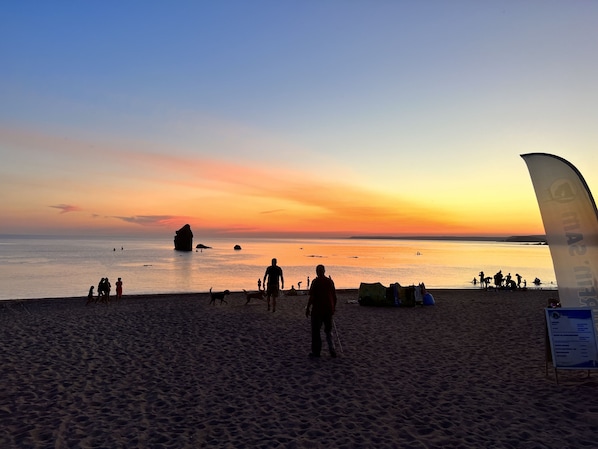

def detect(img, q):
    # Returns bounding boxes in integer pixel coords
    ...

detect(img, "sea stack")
[174,224,193,251]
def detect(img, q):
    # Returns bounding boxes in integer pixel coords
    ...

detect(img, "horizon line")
[0,233,547,243]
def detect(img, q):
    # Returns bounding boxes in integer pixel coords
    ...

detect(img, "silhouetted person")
[97,277,110,303]
[104,277,111,300]
[263,258,284,312]
[305,264,337,358]
[494,270,503,288]
[534,277,541,285]
[516,273,522,288]
[116,277,123,300]
[98,278,105,298]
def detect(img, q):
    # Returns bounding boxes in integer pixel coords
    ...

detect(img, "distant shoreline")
[349,235,547,243]
[1,234,547,244]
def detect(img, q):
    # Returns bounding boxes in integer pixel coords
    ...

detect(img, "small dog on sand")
[243,289,265,305]
[209,287,230,305]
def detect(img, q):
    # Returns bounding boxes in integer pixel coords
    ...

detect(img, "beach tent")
[358,282,417,307]
[358,282,389,306]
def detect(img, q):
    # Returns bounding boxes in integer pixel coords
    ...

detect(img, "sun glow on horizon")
[0,126,549,238]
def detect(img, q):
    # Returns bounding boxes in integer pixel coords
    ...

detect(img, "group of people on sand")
[261,258,338,358]
[87,277,123,304]
[474,270,539,290]
[82,258,336,358]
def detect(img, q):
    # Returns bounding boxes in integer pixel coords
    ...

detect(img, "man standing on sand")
[305,264,337,358]
[263,258,284,312]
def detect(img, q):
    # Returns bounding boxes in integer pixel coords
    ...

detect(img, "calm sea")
[0,236,557,300]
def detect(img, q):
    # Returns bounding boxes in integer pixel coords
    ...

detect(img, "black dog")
[243,289,265,305]
[209,287,230,305]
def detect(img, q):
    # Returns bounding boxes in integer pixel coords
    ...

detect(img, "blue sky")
[2,1,597,237]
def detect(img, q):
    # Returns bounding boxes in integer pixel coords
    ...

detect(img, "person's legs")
[323,315,336,356]
[267,285,278,311]
[310,315,323,356]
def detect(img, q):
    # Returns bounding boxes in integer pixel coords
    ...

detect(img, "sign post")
[545,308,598,384]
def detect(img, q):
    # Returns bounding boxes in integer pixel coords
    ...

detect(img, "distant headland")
[349,235,547,244]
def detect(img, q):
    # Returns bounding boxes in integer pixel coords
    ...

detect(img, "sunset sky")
[2,1,598,238]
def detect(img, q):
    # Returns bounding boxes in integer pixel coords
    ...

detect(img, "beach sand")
[1,288,597,448]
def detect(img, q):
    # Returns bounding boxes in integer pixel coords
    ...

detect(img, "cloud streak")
[114,215,187,227]
[50,204,81,214]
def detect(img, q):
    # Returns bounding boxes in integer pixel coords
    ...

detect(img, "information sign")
[545,308,598,369]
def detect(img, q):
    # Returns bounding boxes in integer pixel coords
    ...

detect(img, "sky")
[2,1,598,239]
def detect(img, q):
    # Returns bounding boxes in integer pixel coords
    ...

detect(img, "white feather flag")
[521,153,598,308]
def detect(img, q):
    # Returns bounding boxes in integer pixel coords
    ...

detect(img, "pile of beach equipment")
[358,282,435,307]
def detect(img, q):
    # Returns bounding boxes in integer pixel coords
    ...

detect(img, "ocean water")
[0,236,557,300]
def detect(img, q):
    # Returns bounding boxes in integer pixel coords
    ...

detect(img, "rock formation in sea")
[174,224,193,251]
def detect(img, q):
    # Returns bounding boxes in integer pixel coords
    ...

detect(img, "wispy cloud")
[114,215,185,226]
[50,204,81,214]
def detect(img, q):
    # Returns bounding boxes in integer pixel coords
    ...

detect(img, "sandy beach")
[1,288,597,448]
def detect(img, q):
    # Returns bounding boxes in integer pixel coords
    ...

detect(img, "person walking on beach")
[116,277,123,300]
[263,258,284,312]
[305,264,337,358]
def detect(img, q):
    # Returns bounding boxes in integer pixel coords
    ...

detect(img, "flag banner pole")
[521,153,598,309]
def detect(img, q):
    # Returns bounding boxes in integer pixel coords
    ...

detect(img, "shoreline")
[0,287,558,304]
[4,287,598,449]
